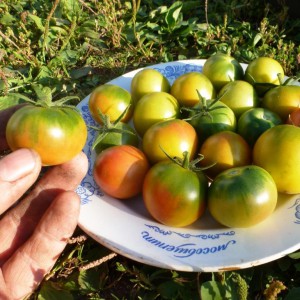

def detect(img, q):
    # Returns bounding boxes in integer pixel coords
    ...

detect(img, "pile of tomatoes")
[88,53,300,229]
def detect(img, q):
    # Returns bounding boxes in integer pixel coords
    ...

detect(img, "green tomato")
[93,122,140,155]
[237,108,282,147]
[143,160,208,227]
[218,80,259,118]
[208,165,278,228]
[133,91,180,137]
[244,57,284,96]
[202,52,244,91]
[130,68,170,104]
[261,85,300,121]
[188,100,236,144]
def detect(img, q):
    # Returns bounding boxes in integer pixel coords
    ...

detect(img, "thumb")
[0,149,41,214]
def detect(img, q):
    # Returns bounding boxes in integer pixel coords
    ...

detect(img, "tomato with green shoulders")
[143,152,208,227]
[208,165,277,228]
[203,52,244,91]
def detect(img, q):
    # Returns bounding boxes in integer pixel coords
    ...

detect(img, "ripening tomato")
[237,107,282,147]
[202,52,244,91]
[93,145,150,199]
[6,105,87,166]
[130,68,170,104]
[88,84,133,125]
[261,85,300,121]
[142,119,198,164]
[208,165,278,228]
[253,124,300,194]
[287,107,300,126]
[170,72,216,107]
[199,131,251,179]
[244,57,284,96]
[188,100,236,144]
[133,91,180,137]
[143,160,208,227]
[218,80,259,118]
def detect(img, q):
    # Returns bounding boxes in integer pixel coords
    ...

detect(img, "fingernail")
[0,149,39,182]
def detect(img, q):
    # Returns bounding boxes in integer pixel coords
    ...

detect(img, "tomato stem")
[181,89,225,122]
[159,148,214,174]
[91,105,137,150]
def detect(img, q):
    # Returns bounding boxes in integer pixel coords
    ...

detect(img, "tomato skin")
[142,119,198,164]
[88,84,133,125]
[199,131,251,179]
[237,107,282,147]
[6,105,87,166]
[202,53,244,91]
[217,80,259,118]
[143,161,208,227]
[261,85,300,121]
[130,68,170,104]
[133,91,180,137]
[170,72,216,107]
[253,124,300,194]
[287,107,300,126]
[208,165,277,228]
[188,100,236,144]
[93,145,150,199]
[94,122,140,155]
[244,57,284,96]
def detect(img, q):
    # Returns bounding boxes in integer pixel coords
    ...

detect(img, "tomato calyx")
[8,84,80,109]
[280,74,300,86]
[161,148,215,174]
[91,105,137,151]
[182,89,225,122]
[246,72,283,91]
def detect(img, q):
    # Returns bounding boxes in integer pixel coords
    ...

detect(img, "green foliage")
[1,0,300,109]
[1,0,300,299]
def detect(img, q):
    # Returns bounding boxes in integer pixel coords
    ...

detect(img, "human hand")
[0,106,88,300]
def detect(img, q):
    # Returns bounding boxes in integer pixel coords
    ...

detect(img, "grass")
[1,0,300,299]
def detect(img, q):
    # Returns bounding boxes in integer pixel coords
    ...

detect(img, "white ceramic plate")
[76,59,300,272]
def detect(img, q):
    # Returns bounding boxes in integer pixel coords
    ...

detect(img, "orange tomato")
[199,131,251,179]
[93,145,150,199]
